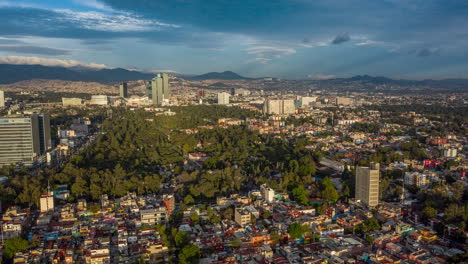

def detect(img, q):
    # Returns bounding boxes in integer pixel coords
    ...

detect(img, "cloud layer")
[0,56,110,69]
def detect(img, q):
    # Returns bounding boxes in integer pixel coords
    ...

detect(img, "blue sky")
[0,0,467,79]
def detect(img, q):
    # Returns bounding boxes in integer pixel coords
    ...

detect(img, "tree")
[175,231,189,247]
[288,222,308,239]
[184,194,195,205]
[292,186,309,205]
[422,206,437,219]
[270,231,281,243]
[178,244,201,264]
[3,237,28,259]
[321,177,339,202]
[190,213,199,225]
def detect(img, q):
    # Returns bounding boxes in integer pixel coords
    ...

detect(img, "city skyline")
[0,0,467,79]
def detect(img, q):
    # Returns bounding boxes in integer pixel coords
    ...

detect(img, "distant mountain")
[0,64,155,84]
[189,71,252,81]
[325,75,468,89]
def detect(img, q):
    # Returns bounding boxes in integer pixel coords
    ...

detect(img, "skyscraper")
[0,90,5,108]
[217,92,230,105]
[151,73,170,105]
[355,162,380,207]
[0,113,51,167]
[119,82,128,98]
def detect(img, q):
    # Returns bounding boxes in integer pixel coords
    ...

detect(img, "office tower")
[37,113,51,154]
[161,73,170,100]
[119,82,128,98]
[263,99,295,115]
[0,90,4,107]
[40,192,54,212]
[356,162,380,207]
[151,73,170,105]
[145,81,152,99]
[217,92,230,105]
[0,113,51,167]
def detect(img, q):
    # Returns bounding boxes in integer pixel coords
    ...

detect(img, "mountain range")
[0,64,467,90]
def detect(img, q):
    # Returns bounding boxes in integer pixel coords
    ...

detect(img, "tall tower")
[356,162,380,207]
[151,73,170,105]
[0,90,5,108]
[119,82,128,98]
[161,73,170,100]
[151,75,163,105]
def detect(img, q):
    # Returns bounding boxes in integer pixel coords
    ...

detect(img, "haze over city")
[0,0,467,79]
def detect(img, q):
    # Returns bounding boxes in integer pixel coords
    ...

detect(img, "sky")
[0,0,467,79]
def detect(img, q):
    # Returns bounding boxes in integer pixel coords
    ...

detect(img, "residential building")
[40,192,54,212]
[217,92,230,105]
[234,208,251,226]
[301,96,317,107]
[356,162,380,207]
[263,99,295,115]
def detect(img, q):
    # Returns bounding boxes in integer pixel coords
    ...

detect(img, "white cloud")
[0,56,110,69]
[56,9,180,32]
[246,46,296,64]
[307,74,336,80]
[72,0,114,12]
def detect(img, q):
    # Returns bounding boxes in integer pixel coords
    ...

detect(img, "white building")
[62,97,83,106]
[405,171,428,188]
[0,90,5,107]
[263,99,295,115]
[217,92,230,105]
[301,96,317,107]
[443,148,457,158]
[40,192,54,212]
[260,184,275,203]
[90,95,109,105]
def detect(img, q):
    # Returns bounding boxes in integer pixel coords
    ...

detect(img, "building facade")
[217,92,230,105]
[356,162,380,207]
[119,82,128,98]
[0,113,51,167]
[151,73,170,105]
[263,99,295,115]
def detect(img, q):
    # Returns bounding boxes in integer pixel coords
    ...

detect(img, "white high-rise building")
[356,162,380,207]
[263,99,295,115]
[217,92,230,105]
[0,90,5,108]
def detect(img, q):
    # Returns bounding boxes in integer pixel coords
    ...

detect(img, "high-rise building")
[0,90,5,108]
[217,92,230,105]
[151,73,170,105]
[263,99,295,115]
[355,162,380,207]
[0,113,51,167]
[119,82,128,98]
